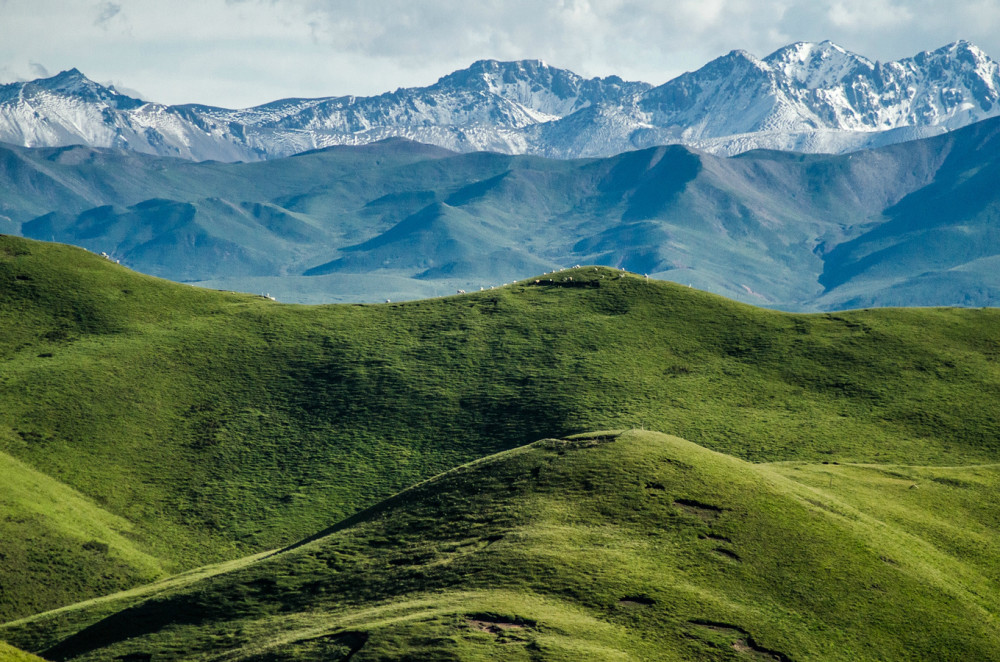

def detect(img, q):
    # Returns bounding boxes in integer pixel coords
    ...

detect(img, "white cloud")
[94,1,123,28]
[0,0,998,107]
[828,0,913,29]
[28,61,49,78]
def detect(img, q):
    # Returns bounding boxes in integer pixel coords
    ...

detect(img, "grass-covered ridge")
[2,234,1000,623]
[4,430,999,661]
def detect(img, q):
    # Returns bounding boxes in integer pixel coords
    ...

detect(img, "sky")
[1,0,999,109]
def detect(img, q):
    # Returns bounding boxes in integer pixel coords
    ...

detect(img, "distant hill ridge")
[5,114,1000,310]
[1,40,998,160]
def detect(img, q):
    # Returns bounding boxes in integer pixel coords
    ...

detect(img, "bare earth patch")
[466,614,535,636]
[674,498,724,521]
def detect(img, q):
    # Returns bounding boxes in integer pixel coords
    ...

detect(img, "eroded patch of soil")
[674,498,724,520]
[687,621,791,661]
[467,614,535,636]
[732,637,792,661]
[713,547,742,562]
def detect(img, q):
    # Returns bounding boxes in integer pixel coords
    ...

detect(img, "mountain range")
[2,110,1000,310]
[1,40,999,161]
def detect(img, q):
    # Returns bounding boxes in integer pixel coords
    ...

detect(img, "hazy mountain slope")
[1,121,983,309]
[816,115,1000,308]
[0,139,454,226]
[3,236,1000,621]
[5,431,999,661]
[2,42,999,161]
[6,113,1000,308]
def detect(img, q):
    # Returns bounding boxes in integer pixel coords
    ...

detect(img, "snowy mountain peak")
[430,58,649,119]
[938,40,986,58]
[764,41,874,87]
[36,68,104,95]
[1,42,999,161]
[909,40,994,71]
[719,49,766,67]
[438,59,574,88]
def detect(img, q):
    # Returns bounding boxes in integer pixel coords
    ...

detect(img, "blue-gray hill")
[5,115,1000,308]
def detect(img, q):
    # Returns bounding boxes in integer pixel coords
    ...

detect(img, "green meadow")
[2,235,999,659]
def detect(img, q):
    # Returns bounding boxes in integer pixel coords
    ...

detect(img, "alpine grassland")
[4,431,1000,661]
[2,234,999,659]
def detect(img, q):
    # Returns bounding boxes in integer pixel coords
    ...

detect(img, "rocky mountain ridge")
[1,41,998,160]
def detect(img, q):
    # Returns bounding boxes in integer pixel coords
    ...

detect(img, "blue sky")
[1,0,998,108]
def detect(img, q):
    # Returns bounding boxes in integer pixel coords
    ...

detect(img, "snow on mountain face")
[636,40,1000,147]
[1,42,999,161]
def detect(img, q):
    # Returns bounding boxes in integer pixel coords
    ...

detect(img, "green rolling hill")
[4,430,1000,661]
[2,235,1000,659]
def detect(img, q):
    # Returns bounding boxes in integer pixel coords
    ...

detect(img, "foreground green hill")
[4,430,999,661]
[0,642,46,662]
[2,234,1000,624]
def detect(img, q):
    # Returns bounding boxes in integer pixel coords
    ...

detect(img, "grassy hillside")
[0,642,46,662]
[0,450,163,620]
[4,430,999,661]
[2,234,1000,624]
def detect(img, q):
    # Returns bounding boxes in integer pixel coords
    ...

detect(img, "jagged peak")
[763,41,874,86]
[939,40,986,55]
[434,58,581,89]
[723,48,762,62]
[54,67,85,78]
[33,68,109,96]
[764,41,869,65]
[906,40,994,65]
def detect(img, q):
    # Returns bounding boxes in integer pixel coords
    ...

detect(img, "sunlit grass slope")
[0,642,46,662]
[0,450,163,620]
[5,430,999,661]
[2,234,1000,621]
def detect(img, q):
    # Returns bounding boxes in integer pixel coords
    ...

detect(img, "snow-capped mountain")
[1,41,998,161]
[624,40,1000,154]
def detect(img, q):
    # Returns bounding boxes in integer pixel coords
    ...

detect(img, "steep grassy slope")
[4,430,999,661]
[0,450,163,620]
[2,234,1000,623]
[0,642,46,662]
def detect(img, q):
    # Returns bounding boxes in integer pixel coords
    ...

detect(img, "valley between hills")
[2,235,1000,660]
